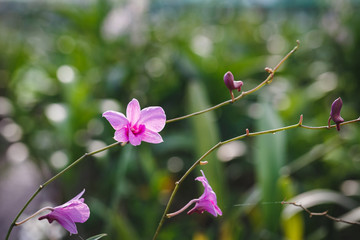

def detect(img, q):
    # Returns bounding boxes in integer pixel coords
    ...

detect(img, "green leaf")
[254,94,285,232]
[86,233,107,240]
[186,79,226,205]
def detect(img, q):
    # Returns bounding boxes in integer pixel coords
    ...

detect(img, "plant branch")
[152,115,360,239]
[165,40,300,124]
[282,201,360,226]
[5,141,121,240]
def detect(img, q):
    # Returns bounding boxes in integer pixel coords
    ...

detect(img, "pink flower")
[103,98,166,146]
[187,170,222,217]
[38,189,90,235]
[223,71,243,101]
[328,97,344,131]
[167,170,222,218]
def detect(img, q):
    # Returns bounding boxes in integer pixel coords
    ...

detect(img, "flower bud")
[328,97,344,131]
[223,71,243,102]
[223,71,243,92]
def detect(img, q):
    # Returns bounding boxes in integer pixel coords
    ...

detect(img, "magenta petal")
[103,111,128,130]
[126,99,141,124]
[57,189,85,208]
[72,189,85,201]
[188,200,218,217]
[54,211,78,234]
[138,107,166,132]
[141,129,163,144]
[233,80,243,92]
[128,128,142,146]
[61,203,90,223]
[39,210,78,234]
[114,128,129,143]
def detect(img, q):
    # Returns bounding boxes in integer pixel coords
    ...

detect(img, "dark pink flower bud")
[223,71,243,101]
[328,97,344,131]
[223,71,243,92]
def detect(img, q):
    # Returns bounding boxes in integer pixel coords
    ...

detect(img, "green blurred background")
[1,0,360,239]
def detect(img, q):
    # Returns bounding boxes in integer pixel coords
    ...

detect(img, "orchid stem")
[152,115,360,240]
[165,40,300,124]
[5,141,121,240]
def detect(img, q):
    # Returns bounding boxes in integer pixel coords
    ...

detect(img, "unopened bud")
[328,97,344,131]
[264,67,273,73]
[223,71,243,92]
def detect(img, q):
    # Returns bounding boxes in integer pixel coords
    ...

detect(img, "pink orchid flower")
[103,98,166,146]
[167,170,222,218]
[38,189,90,235]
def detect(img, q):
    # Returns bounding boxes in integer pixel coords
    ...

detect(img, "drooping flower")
[328,97,344,131]
[166,170,222,218]
[103,98,166,146]
[187,170,222,217]
[38,189,90,235]
[223,71,243,102]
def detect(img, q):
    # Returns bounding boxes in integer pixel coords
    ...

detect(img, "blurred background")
[1,0,360,239]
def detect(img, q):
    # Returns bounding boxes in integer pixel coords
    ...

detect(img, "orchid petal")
[39,210,78,234]
[102,111,128,130]
[54,211,78,234]
[126,99,141,124]
[114,127,129,143]
[138,106,166,132]
[141,129,163,144]
[57,189,85,208]
[61,203,90,223]
[188,199,219,216]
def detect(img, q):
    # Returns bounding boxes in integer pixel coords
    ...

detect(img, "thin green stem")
[5,141,120,240]
[152,115,360,240]
[165,41,300,124]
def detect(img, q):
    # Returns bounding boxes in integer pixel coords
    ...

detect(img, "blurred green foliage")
[1,0,360,239]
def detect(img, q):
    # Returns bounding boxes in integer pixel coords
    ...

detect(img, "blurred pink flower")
[167,170,222,218]
[103,98,166,146]
[38,189,90,235]
[328,97,344,131]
